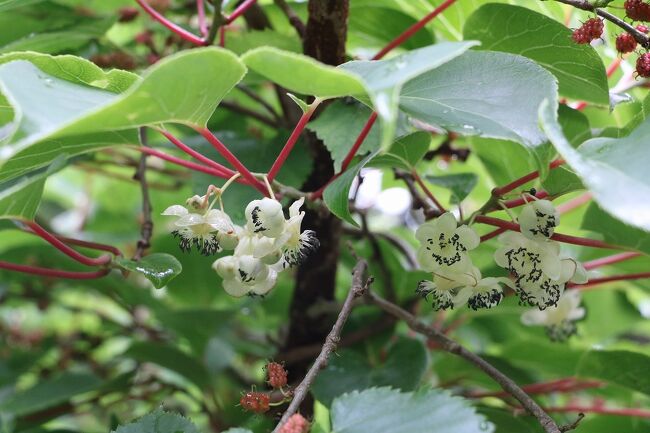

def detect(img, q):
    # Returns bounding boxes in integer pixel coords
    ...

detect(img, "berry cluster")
[415,199,588,341]
[265,361,288,389]
[571,18,604,44]
[625,0,650,21]
[279,414,310,433]
[239,391,270,414]
[163,190,318,298]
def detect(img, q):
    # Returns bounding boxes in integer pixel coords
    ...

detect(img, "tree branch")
[219,100,279,128]
[273,259,370,432]
[133,129,154,261]
[273,0,306,38]
[366,290,562,433]
[552,0,650,48]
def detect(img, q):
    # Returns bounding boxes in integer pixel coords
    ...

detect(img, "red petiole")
[492,159,565,197]
[0,261,111,279]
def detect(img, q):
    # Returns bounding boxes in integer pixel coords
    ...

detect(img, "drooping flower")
[494,232,587,309]
[518,199,560,240]
[245,198,286,238]
[212,255,277,297]
[417,266,506,311]
[521,289,586,341]
[416,212,479,273]
[275,198,319,270]
[162,200,235,256]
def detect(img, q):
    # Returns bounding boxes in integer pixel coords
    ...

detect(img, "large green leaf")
[0,156,63,219]
[0,1,114,54]
[330,387,493,433]
[124,342,210,390]
[401,51,558,149]
[241,47,366,98]
[577,350,650,396]
[340,42,478,148]
[323,151,377,226]
[0,48,245,162]
[464,4,608,105]
[540,100,650,231]
[368,132,431,171]
[312,338,428,406]
[582,203,650,254]
[112,409,200,433]
[426,173,478,204]
[0,372,102,417]
[115,253,182,289]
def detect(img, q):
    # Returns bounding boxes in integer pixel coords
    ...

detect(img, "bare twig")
[273,259,371,432]
[560,413,585,432]
[394,169,442,219]
[273,0,306,38]
[219,100,279,127]
[133,128,154,261]
[552,0,650,48]
[366,290,562,433]
[206,0,226,45]
[236,84,282,121]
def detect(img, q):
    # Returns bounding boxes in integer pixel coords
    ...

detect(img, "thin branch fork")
[553,0,650,48]
[366,290,563,433]
[273,259,371,432]
[133,128,154,261]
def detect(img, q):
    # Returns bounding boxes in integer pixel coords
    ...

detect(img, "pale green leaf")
[578,350,650,396]
[464,4,608,105]
[112,409,200,433]
[330,387,493,433]
[369,132,431,170]
[540,100,650,231]
[426,173,478,204]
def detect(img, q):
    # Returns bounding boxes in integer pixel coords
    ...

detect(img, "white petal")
[455,225,480,250]
[415,223,437,243]
[567,306,586,322]
[453,287,473,307]
[437,212,458,234]
[245,198,286,238]
[204,209,234,232]
[289,197,305,218]
[521,308,548,326]
[223,278,250,297]
[175,213,206,227]
[541,251,562,281]
[212,256,237,280]
[250,269,278,295]
[162,205,188,216]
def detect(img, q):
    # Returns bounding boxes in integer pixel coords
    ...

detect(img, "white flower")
[162,203,235,255]
[494,232,587,309]
[275,198,319,270]
[245,198,286,238]
[521,289,585,341]
[212,255,278,297]
[417,266,506,311]
[519,200,559,240]
[416,212,479,273]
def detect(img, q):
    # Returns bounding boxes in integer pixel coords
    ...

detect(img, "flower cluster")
[494,200,587,310]
[521,289,586,341]
[415,213,509,311]
[163,194,318,298]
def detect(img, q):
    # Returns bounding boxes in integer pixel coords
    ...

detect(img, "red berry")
[616,33,638,53]
[135,30,153,46]
[265,362,288,389]
[571,18,604,44]
[638,24,649,33]
[626,0,650,21]
[118,6,139,23]
[239,391,270,413]
[279,414,310,433]
[636,53,650,77]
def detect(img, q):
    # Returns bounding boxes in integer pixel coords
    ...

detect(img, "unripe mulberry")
[636,53,650,77]
[117,6,139,22]
[626,0,650,21]
[239,391,270,413]
[571,18,604,44]
[616,33,638,53]
[279,414,310,433]
[638,24,649,33]
[265,362,288,389]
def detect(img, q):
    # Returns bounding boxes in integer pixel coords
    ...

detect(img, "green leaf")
[401,51,558,148]
[0,156,63,220]
[0,2,114,54]
[340,42,478,148]
[0,0,45,13]
[0,48,245,162]
[330,387,493,433]
[425,173,478,203]
[241,47,366,99]
[582,203,650,254]
[115,253,182,289]
[312,338,428,406]
[124,342,210,390]
[368,132,431,170]
[323,151,377,226]
[540,100,650,231]
[112,409,200,433]
[464,4,608,105]
[578,350,650,396]
[0,372,102,416]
